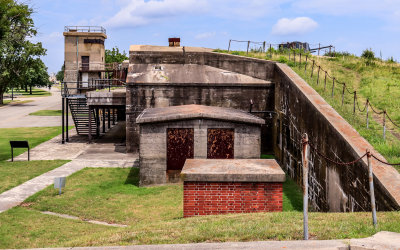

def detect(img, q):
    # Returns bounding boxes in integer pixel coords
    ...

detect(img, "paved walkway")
[14,231,400,250]
[0,87,73,128]
[0,122,137,213]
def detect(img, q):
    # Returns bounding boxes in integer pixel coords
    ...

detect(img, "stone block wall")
[139,119,262,186]
[183,182,283,217]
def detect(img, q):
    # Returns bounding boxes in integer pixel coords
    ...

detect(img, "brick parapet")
[183,181,283,217]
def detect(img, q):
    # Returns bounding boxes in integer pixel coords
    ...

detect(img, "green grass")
[0,126,73,161]
[0,167,398,248]
[29,110,63,116]
[0,160,69,194]
[5,88,51,97]
[217,50,400,169]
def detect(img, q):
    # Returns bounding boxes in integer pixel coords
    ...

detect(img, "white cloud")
[104,0,207,28]
[195,32,216,40]
[272,17,318,35]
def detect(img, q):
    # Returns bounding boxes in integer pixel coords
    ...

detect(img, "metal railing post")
[61,97,65,144]
[366,149,377,228]
[366,100,369,129]
[228,39,231,52]
[302,133,309,240]
[383,111,386,140]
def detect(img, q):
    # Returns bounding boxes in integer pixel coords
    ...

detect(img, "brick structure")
[183,182,283,217]
[181,159,285,217]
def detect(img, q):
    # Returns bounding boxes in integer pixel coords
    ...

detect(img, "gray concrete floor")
[0,87,73,128]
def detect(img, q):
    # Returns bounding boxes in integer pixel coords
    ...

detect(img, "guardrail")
[64,26,106,34]
[62,79,125,97]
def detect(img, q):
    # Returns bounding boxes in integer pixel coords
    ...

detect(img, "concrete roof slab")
[136,104,265,125]
[181,159,285,182]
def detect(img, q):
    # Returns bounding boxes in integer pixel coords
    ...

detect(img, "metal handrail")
[62,80,126,97]
[64,26,106,34]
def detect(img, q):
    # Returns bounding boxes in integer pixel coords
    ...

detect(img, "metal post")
[366,100,369,129]
[228,39,231,52]
[61,97,65,144]
[310,60,315,78]
[66,98,69,142]
[28,147,30,161]
[353,91,356,114]
[324,71,327,91]
[262,41,266,53]
[305,56,308,74]
[341,84,345,107]
[366,149,377,228]
[96,108,100,137]
[269,44,272,58]
[383,111,386,140]
[102,108,106,133]
[331,78,335,97]
[88,106,92,143]
[301,133,309,240]
[108,108,111,129]
[299,53,302,65]
[11,148,13,162]
[318,43,320,56]
[112,108,116,125]
[317,66,320,85]
[246,41,250,55]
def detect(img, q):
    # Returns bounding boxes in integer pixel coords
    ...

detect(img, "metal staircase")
[68,98,97,135]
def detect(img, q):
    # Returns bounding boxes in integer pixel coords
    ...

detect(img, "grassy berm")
[216,49,400,170]
[0,167,399,248]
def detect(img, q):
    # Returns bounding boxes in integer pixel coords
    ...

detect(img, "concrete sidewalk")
[14,231,400,250]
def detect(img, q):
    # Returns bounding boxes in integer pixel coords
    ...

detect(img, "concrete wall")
[273,63,400,212]
[127,83,274,153]
[139,119,262,186]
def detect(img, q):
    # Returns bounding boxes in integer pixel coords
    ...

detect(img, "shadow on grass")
[283,177,303,211]
[125,167,139,186]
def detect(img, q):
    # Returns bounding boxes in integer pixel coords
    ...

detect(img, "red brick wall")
[183,182,283,217]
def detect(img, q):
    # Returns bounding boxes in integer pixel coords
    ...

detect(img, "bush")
[361,49,375,60]
[387,57,396,64]
[278,56,288,63]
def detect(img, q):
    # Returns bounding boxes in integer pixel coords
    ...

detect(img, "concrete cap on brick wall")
[136,104,265,125]
[181,159,285,182]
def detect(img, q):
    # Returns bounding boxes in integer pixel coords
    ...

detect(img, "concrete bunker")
[136,104,265,186]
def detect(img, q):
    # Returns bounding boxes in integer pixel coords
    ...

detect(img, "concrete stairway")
[68,97,97,135]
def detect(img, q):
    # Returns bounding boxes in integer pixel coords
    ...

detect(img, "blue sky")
[31,0,400,73]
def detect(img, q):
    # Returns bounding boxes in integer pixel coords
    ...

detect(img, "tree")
[24,59,50,94]
[105,47,128,63]
[361,49,375,60]
[0,0,46,104]
[56,65,64,82]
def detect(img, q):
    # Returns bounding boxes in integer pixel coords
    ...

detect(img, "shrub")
[278,56,288,63]
[361,49,375,60]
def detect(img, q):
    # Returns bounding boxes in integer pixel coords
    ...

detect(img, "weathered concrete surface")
[128,64,272,85]
[350,231,400,249]
[181,159,285,182]
[136,104,265,125]
[273,63,400,211]
[139,119,262,186]
[87,89,126,106]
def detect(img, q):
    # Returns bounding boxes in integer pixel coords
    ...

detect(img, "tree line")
[0,0,50,104]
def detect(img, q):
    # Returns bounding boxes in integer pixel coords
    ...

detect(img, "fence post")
[383,110,386,140]
[366,149,378,228]
[246,41,250,55]
[228,39,231,52]
[269,44,272,58]
[366,100,369,129]
[317,66,320,85]
[310,60,315,78]
[341,84,345,107]
[263,41,266,53]
[300,53,302,65]
[302,133,309,240]
[318,43,321,56]
[331,78,335,97]
[305,55,308,74]
[324,71,327,91]
[353,91,357,114]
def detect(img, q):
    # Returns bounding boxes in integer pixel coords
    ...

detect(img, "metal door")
[81,56,89,71]
[207,128,234,159]
[167,128,194,174]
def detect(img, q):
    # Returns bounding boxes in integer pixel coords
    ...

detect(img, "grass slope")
[0,160,69,193]
[0,167,398,248]
[216,50,400,169]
